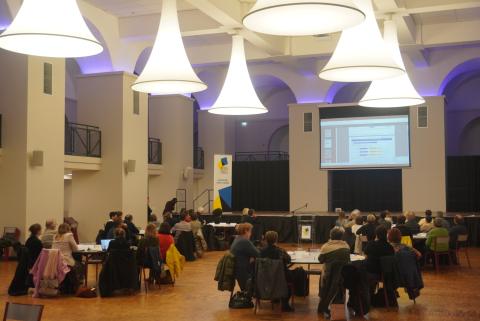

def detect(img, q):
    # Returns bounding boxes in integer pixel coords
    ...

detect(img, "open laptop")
[100,239,113,251]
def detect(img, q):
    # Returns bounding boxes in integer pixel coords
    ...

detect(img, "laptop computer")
[100,239,113,251]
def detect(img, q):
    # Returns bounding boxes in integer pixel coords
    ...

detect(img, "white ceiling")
[84,0,196,17]
[413,7,480,25]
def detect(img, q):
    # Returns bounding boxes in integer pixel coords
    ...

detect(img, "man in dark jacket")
[260,231,293,312]
[449,214,468,263]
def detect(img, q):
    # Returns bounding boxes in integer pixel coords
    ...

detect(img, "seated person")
[172,212,192,241]
[40,219,57,249]
[190,213,203,237]
[106,212,131,241]
[395,215,413,241]
[52,223,78,267]
[158,222,174,260]
[335,211,349,229]
[356,214,377,242]
[137,223,160,263]
[377,210,392,230]
[388,228,421,259]
[352,216,364,254]
[230,223,260,291]
[420,215,434,233]
[449,214,468,251]
[149,214,161,229]
[242,208,257,224]
[103,211,119,238]
[364,226,394,275]
[405,211,420,235]
[426,218,449,252]
[108,228,130,251]
[212,208,223,223]
[436,211,450,230]
[317,227,351,318]
[25,224,43,269]
[260,231,293,312]
[124,214,140,236]
[418,209,432,226]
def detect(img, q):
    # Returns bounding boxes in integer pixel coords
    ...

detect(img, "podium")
[296,215,315,248]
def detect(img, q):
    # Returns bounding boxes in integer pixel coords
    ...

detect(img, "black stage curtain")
[331,169,402,212]
[447,156,480,212]
[232,161,289,211]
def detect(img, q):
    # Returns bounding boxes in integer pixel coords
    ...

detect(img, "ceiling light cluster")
[0,0,424,114]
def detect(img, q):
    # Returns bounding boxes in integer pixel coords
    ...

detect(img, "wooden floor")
[1,245,480,321]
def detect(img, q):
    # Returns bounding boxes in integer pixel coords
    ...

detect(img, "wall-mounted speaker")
[125,159,136,173]
[31,150,44,167]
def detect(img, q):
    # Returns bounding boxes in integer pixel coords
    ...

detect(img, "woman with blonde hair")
[52,223,78,267]
[230,223,259,290]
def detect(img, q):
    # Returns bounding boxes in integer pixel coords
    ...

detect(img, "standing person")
[230,223,260,291]
[25,224,43,268]
[260,231,293,312]
[124,214,140,236]
[40,219,57,249]
[163,198,177,215]
[317,227,351,318]
[52,223,78,267]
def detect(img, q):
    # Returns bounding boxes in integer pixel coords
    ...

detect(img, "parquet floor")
[1,245,480,321]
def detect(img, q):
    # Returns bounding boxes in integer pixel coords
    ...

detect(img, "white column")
[0,50,65,241]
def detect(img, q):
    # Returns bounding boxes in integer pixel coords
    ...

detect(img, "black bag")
[292,267,309,296]
[371,288,398,307]
[215,236,229,251]
[229,291,254,309]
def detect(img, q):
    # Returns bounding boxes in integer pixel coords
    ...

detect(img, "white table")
[208,223,237,228]
[288,251,365,265]
[413,233,427,240]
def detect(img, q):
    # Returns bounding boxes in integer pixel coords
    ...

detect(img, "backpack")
[229,291,254,309]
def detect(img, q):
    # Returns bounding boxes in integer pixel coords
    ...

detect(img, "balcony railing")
[235,151,289,161]
[148,138,162,165]
[194,147,205,169]
[65,122,101,157]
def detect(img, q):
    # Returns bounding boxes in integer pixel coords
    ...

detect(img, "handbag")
[38,278,59,297]
[228,291,254,309]
[77,287,97,298]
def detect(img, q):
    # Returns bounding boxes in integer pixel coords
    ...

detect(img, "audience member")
[190,213,203,237]
[395,215,413,241]
[356,214,377,241]
[25,224,43,268]
[378,211,392,230]
[124,214,140,236]
[335,211,349,229]
[108,228,130,251]
[388,228,422,259]
[449,214,468,251]
[103,212,118,237]
[260,231,293,312]
[317,227,350,318]
[241,208,257,224]
[106,212,130,241]
[418,209,432,226]
[40,219,57,249]
[405,211,421,235]
[364,226,395,275]
[137,223,160,263]
[420,216,434,233]
[242,208,250,216]
[52,223,78,267]
[352,216,364,254]
[230,223,259,291]
[158,222,174,260]
[436,211,451,229]
[426,218,449,252]
[172,213,192,241]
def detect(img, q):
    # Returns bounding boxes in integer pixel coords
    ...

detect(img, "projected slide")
[321,115,410,169]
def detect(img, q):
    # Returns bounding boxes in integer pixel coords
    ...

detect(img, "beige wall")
[289,99,447,213]
[148,95,194,217]
[71,72,148,242]
[403,97,446,212]
[0,51,65,241]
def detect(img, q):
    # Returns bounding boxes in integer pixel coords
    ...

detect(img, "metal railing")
[65,122,101,157]
[235,151,289,161]
[148,138,162,165]
[193,189,213,214]
[194,147,205,169]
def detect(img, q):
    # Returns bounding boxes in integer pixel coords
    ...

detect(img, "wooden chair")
[454,234,471,268]
[2,227,20,261]
[428,236,451,273]
[3,302,43,321]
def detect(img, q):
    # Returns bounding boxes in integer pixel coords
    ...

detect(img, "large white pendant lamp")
[0,0,102,58]
[243,0,365,36]
[132,0,206,95]
[360,21,425,108]
[319,0,405,82]
[208,35,268,115]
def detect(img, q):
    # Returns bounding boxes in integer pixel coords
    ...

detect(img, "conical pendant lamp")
[243,0,365,36]
[319,0,405,82]
[208,35,268,115]
[132,0,207,95]
[360,21,425,108]
[0,0,102,58]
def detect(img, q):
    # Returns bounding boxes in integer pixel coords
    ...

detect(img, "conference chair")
[3,302,44,321]
[453,234,471,268]
[427,236,451,273]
